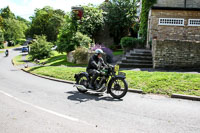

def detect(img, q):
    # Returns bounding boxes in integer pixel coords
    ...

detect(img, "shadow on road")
[66,91,123,103]
[13,48,22,51]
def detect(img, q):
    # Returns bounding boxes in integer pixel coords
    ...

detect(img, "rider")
[87,49,106,89]
[5,49,9,56]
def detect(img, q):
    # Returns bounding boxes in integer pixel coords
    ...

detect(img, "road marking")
[0,90,92,126]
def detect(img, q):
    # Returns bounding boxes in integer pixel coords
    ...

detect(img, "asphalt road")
[0,48,200,133]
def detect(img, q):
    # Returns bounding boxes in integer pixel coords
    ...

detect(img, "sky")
[0,0,105,20]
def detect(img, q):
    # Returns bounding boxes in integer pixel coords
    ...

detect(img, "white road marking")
[0,90,92,126]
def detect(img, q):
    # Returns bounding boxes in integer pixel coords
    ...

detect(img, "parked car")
[22,47,29,52]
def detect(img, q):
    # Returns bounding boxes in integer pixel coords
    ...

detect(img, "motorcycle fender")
[74,72,89,83]
[107,75,125,93]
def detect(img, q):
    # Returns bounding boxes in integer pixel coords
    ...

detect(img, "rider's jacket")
[86,54,106,71]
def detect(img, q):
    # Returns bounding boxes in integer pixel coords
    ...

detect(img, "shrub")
[73,32,92,48]
[120,37,144,49]
[91,44,113,63]
[29,35,53,60]
[73,47,88,64]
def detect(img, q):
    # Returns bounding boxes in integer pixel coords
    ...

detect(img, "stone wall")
[148,9,200,43]
[152,39,200,68]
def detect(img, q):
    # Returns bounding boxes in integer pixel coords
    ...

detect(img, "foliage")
[0,6,28,43]
[16,38,26,45]
[0,28,4,43]
[56,14,77,53]
[16,16,31,27]
[103,0,137,44]
[120,37,144,48]
[0,6,15,19]
[139,0,157,42]
[29,35,53,60]
[73,47,88,63]
[28,6,65,42]
[3,18,28,42]
[91,44,113,63]
[73,32,92,48]
[77,5,104,40]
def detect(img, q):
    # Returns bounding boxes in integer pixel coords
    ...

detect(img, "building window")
[188,19,200,26]
[159,18,184,26]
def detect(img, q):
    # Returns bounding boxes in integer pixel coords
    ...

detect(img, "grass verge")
[38,51,87,67]
[25,66,200,96]
[113,50,123,56]
[13,55,25,65]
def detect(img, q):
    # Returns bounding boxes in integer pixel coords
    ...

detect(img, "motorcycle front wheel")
[77,75,88,93]
[109,77,128,99]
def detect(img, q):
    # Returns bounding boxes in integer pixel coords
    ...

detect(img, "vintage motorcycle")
[5,50,9,57]
[74,64,128,99]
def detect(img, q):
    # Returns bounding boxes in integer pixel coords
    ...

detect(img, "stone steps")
[117,49,153,68]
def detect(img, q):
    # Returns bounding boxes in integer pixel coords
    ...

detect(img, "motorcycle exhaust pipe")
[73,84,87,91]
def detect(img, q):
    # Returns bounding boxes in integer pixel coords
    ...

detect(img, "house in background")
[147,0,200,68]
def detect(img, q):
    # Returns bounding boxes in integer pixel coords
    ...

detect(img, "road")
[0,48,200,133]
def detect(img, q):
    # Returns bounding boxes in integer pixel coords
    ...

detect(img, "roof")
[152,0,200,9]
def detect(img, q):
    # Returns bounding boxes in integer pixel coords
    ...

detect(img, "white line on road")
[0,90,92,126]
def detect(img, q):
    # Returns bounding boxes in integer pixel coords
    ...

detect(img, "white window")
[159,18,184,26]
[188,19,200,26]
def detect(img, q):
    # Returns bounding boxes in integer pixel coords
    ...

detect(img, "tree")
[56,14,78,53]
[103,0,137,44]
[16,16,31,27]
[139,0,157,42]
[3,18,28,42]
[0,6,15,19]
[0,28,4,46]
[28,6,65,42]
[77,5,104,41]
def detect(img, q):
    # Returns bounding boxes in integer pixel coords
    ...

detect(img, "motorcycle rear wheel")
[77,75,88,93]
[109,77,128,99]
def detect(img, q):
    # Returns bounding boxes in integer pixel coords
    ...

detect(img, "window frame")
[158,18,185,26]
[188,19,200,26]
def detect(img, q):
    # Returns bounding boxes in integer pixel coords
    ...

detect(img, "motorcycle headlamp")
[114,65,119,72]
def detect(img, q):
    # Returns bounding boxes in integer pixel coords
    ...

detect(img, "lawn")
[37,51,87,67]
[12,55,25,65]
[113,50,124,56]
[25,66,200,96]
[0,51,4,53]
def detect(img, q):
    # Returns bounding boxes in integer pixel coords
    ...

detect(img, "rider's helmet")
[95,49,104,55]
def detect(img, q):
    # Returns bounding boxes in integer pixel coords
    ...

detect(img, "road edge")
[171,93,200,101]
[18,65,199,101]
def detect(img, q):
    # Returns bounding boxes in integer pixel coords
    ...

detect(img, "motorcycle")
[5,50,9,57]
[74,64,128,99]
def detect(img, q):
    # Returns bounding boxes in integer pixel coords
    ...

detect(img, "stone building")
[148,0,200,68]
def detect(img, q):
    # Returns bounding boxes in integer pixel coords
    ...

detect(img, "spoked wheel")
[77,75,88,93]
[110,77,128,99]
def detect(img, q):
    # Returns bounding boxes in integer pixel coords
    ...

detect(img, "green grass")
[25,66,85,81]
[25,66,200,96]
[113,50,124,56]
[12,55,25,65]
[124,70,200,96]
[0,51,4,53]
[39,51,87,67]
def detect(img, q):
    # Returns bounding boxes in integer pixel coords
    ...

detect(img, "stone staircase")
[117,49,153,68]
